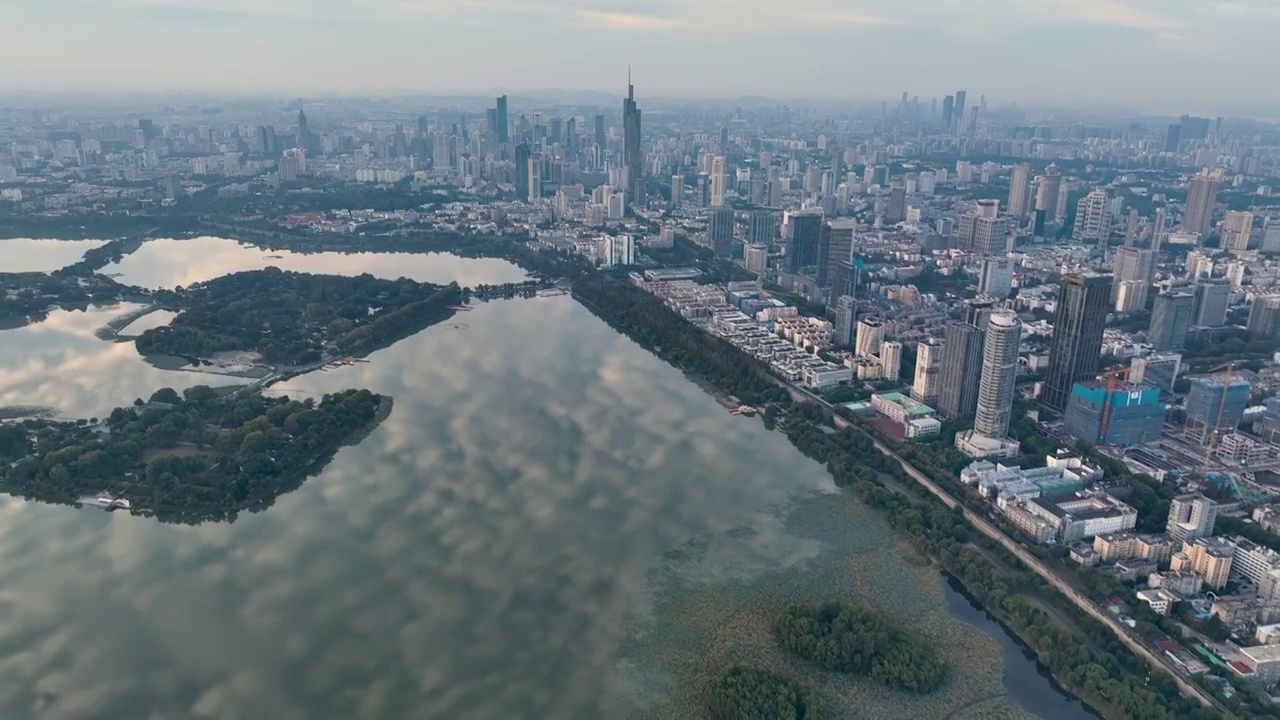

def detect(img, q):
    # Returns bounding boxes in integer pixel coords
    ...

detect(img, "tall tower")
[495,95,509,144]
[1072,189,1113,247]
[1148,291,1195,351]
[1043,273,1112,410]
[297,108,310,153]
[937,298,995,420]
[1007,163,1032,218]
[622,69,644,207]
[912,337,944,405]
[1183,169,1222,237]
[1223,210,1255,253]
[1034,165,1062,235]
[974,312,1022,439]
[710,155,727,207]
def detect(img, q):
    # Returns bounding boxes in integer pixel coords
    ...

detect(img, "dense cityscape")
[8,68,1280,718]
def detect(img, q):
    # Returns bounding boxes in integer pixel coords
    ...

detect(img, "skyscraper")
[978,257,1014,298]
[708,207,734,257]
[912,337,944,405]
[1248,296,1280,338]
[1072,189,1113,246]
[296,109,310,153]
[514,143,531,200]
[823,219,857,290]
[784,209,824,274]
[622,72,644,207]
[1182,168,1222,237]
[1034,165,1062,235]
[941,95,955,131]
[1223,210,1255,253]
[1111,246,1154,300]
[495,96,509,144]
[750,210,777,247]
[1148,292,1195,351]
[1193,278,1232,328]
[1043,273,1112,410]
[937,297,995,420]
[1007,163,1032,218]
[832,296,857,346]
[886,186,907,223]
[957,199,1011,255]
[710,155,727,207]
[855,317,884,358]
[881,341,903,382]
[953,90,967,131]
[974,312,1022,439]
[593,114,605,150]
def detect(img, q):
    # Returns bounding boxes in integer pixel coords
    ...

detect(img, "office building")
[1263,218,1280,254]
[881,341,903,382]
[514,143,531,200]
[1043,273,1112,410]
[973,311,1022,439]
[978,257,1014,298]
[1064,381,1164,446]
[912,337,944,405]
[855,317,885,358]
[1072,189,1113,246]
[670,175,684,209]
[1115,280,1149,314]
[494,95,509,144]
[1124,208,1141,247]
[1185,375,1251,440]
[1034,165,1062,233]
[744,244,768,275]
[1148,291,1195,351]
[886,186,906,223]
[708,207,734,258]
[710,155,727,207]
[824,219,858,290]
[750,210,776,247]
[1183,168,1222,236]
[957,200,1012,255]
[1167,495,1218,545]
[1129,353,1181,392]
[622,74,644,206]
[784,209,825,274]
[597,234,634,268]
[1223,210,1255,253]
[1250,296,1280,338]
[938,324,983,421]
[830,260,860,301]
[1111,247,1155,300]
[1192,278,1232,328]
[1007,163,1032,218]
[832,296,857,346]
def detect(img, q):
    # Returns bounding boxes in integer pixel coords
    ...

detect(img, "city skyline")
[5,0,1280,113]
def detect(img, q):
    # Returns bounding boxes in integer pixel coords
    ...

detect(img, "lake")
[0,250,1090,719]
[0,238,108,273]
[99,236,530,289]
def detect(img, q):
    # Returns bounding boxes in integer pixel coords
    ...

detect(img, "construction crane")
[1098,365,1132,443]
[1200,361,1238,480]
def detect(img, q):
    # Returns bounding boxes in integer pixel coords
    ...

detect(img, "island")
[135,267,461,366]
[704,665,816,720]
[774,602,948,693]
[0,384,390,524]
[0,271,138,328]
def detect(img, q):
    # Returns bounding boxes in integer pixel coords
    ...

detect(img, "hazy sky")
[4,0,1279,111]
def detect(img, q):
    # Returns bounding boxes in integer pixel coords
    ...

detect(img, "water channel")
[0,239,1094,719]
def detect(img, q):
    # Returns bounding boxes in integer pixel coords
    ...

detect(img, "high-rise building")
[1007,163,1032,218]
[823,219,857,291]
[912,337,944,405]
[1263,218,1280,254]
[1115,280,1149,314]
[973,311,1022,439]
[1185,375,1251,440]
[953,90,967,131]
[708,207,735,258]
[1064,381,1164,446]
[670,175,684,208]
[593,114,605,150]
[622,73,644,207]
[938,323,985,420]
[495,95,509,144]
[1182,168,1222,237]
[856,317,885,358]
[1034,165,1062,234]
[710,156,727,207]
[941,95,955,131]
[832,296,857,346]
[296,109,310,153]
[750,210,776,247]
[1192,279,1232,328]
[957,200,1012,255]
[744,244,768,275]
[784,209,824,274]
[1111,247,1155,301]
[886,186,907,223]
[881,341,903,382]
[1151,206,1168,251]
[1148,292,1195,351]
[1072,189,1113,246]
[514,143,531,200]
[1124,208,1141,247]
[526,154,542,202]
[1168,495,1218,545]
[978,257,1014,298]
[1250,296,1280,338]
[1223,210,1255,253]
[1043,273,1112,410]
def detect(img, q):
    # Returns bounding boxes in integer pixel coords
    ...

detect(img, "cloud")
[573,9,687,31]
[1051,0,1187,30]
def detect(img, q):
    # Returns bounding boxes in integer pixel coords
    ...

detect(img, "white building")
[597,234,634,268]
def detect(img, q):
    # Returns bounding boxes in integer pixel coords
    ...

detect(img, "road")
[790,383,1226,713]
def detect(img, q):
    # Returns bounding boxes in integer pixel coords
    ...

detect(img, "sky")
[3,0,1280,111]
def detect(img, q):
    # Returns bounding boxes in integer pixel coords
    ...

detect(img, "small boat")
[81,495,132,511]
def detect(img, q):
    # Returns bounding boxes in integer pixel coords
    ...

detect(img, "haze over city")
[5,0,1280,113]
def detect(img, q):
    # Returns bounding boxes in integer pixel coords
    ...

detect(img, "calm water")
[0,251,1088,719]
[100,236,530,289]
[0,238,108,273]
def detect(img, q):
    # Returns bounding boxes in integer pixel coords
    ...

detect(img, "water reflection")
[0,296,836,719]
[0,239,108,273]
[103,236,530,289]
[0,304,242,418]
